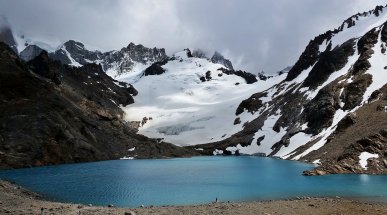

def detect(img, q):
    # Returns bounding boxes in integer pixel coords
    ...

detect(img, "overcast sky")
[1,0,387,73]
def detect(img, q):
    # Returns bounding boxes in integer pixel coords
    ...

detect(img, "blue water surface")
[1,156,387,207]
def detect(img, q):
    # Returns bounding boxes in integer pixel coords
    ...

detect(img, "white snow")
[120,156,135,160]
[128,147,136,152]
[276,132,314,159]
[301,123,308,130]
[359,152,379,170]
[331,11,387,48]
[213,149,224,155]
[117,53,286,146]
[319,39,328,53]
[313,159,321,165]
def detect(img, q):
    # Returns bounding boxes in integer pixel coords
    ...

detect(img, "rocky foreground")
[1,180,386,215]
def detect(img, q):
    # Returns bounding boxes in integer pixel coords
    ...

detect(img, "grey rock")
[20,45,44,61]
[211,51,233,70]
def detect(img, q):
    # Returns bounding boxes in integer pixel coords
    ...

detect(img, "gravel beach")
[1,180,387,215]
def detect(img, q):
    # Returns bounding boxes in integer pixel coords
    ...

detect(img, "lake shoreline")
[1,180,387,215]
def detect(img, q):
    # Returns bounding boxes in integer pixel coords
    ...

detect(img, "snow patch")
[120,156,135,160]
[359,152,379,170]
[213,149,224,155]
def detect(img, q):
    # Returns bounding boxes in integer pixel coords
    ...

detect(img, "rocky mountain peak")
[211,51,234,70]
[286,5,387,83]
[122,42,167,64]
[19,44,44,61]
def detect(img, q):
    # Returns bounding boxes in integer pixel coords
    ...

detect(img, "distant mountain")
[192,5,387,175]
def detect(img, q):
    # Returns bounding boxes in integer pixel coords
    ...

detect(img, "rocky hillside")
[0,42,197,169]
[192,5,387,175]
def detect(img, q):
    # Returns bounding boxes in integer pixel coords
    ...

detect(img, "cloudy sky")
[1,0,387,73]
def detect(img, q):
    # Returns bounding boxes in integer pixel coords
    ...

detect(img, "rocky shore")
[1,180,387,215]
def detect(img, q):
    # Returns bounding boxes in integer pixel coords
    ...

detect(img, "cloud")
[0,0,386,73]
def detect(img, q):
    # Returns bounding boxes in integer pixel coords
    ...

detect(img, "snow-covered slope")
[193,5,387,174]
[114,50,285,146]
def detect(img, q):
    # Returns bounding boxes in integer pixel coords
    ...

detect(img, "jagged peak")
[211,51,234,70]
[285,4,387,82]
[125,42,166,53]
[63,40,85,48]
[337,5,387,32]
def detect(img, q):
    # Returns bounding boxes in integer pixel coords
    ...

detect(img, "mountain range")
[1,5,387,175]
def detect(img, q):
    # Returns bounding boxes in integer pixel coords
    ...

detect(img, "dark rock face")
[233,117,241,125]
[205,71,212,81]
[211,51,234,70]
[236,92,267,115]
[184,48,193,58]
[103,43,167,74]
[144,59,168,76]
[302,39,355,89]
[0,42,197,169]
[123,42,167,64]
[285,32,330,81]
[50,40,103,66]
[352,28,379,76]
[303,87,337,134]
[20,45,44,62]
[381,22,387,43]
[342,74,372,110]
[218,68,257,84]
[28,51,62,85]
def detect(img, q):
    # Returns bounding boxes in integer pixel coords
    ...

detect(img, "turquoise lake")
[1,156,387,207]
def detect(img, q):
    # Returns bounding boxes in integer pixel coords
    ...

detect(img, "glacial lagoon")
[1,156,387,207]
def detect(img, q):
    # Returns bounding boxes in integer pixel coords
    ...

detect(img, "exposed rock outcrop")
[211,51,234,70]
[20,45,44,62]
[217,68,257,84]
